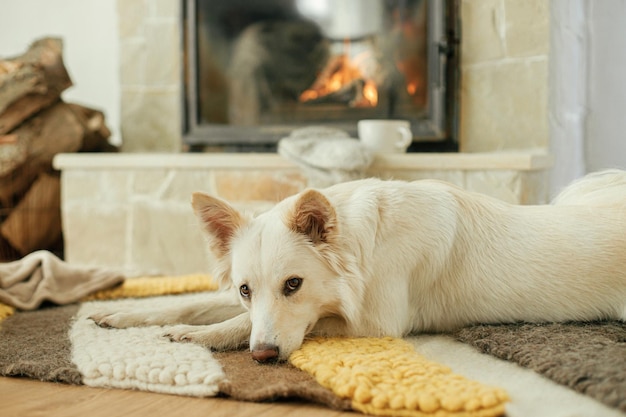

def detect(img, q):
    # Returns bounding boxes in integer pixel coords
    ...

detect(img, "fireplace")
[183,0,459,151]
[60,0,554,274]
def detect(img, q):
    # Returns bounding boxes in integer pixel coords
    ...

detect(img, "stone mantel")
[54,152,551,171]
[53,152,551,276]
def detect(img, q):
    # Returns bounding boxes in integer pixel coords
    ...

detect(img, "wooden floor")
[0,377,357,417]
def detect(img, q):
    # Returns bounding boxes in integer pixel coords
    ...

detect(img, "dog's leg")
[89,291,244,329]
[164,312,251,351]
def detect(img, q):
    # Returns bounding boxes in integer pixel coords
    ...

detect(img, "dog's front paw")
[163,324,246,351]
[88,312,147,329]
[88,313,125,328]
[164,325,199,343]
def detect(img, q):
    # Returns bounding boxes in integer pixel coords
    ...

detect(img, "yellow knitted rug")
[0,274,509,416]
[291,337,508,417]
[0,273,217,321]
[82,273,218,300]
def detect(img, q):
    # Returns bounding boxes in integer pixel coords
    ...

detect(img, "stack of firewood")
[0,37,116,261]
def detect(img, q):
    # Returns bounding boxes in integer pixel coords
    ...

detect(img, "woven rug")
[2,274,624,415]
[0,275,509,417]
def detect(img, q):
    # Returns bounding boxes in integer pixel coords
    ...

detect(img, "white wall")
[550,0,626,196]
[549,0,588,196]
[0,0,121,144]
[585,0,626,172]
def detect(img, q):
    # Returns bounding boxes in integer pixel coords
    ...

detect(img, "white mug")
[357,120,413,153]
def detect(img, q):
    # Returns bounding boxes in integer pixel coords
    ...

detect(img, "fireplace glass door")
[184,0,457,149]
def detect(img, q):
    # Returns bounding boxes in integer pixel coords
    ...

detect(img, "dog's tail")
[552,169,626,207]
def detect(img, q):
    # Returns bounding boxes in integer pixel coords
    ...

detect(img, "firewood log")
[0,37,72,134]
[67,103,116,152]
[0,172,61,255]
[0,102,83,206]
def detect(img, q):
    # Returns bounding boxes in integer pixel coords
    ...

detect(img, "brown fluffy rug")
[0,304,81,384]
[454,321,626,411]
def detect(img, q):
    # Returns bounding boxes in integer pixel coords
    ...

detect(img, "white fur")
[91,170,626,362]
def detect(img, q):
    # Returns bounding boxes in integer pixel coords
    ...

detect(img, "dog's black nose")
[251,344,279,363]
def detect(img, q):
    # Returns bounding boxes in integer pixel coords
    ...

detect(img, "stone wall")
[459,0,550,152]
[117,0,182,152]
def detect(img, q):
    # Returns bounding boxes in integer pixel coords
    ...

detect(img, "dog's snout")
[251,344,279,363]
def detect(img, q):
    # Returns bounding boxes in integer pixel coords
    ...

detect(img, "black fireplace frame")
[182,0,460,151]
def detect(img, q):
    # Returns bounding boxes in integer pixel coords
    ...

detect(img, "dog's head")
[192,189,345,362]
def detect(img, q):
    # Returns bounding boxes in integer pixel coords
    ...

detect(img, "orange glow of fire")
[396,57,425,106]
[363,80,378,105]
[299,89,319,102]
[406,82,417,95]
[299,53,378,107]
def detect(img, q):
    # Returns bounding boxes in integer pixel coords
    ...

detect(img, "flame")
[299,89,319,102]
[363,80,378,105]
[406,82,417,95]
[300,50,378,107]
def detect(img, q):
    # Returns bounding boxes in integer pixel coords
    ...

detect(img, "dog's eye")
[284,277,303,295]
[239,284,251,298]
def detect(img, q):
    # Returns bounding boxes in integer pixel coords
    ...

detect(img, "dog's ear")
[289,189,336,244]
[191,192,245,258]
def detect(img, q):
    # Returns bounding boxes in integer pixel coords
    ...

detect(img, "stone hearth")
[54,152,551,276]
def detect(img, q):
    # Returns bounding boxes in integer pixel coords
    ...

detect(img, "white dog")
[91,170,626,362]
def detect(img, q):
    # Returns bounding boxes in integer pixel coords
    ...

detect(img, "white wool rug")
[70,294,225,397]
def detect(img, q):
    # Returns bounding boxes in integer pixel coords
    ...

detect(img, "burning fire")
[406,81,417,96]
[299,47,378,107]
[299,36,425,108]
[362,80,378,105]
[396,56,425,106]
